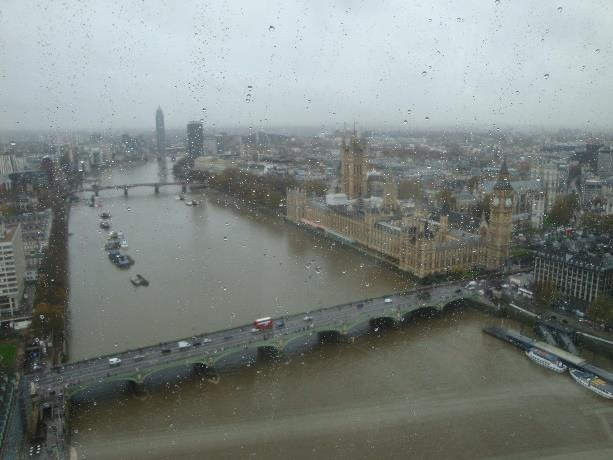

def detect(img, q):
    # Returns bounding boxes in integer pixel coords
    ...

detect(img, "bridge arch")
[67,374,142,402]
[405,305,440,320]
[213,347,258,370]
[441,297,466,312]
[139,360,203,388]
[281,331,320,355]
[256,344,282,361]
[369,316,397,331]
[317,329,344,344]
[345,317,371,337]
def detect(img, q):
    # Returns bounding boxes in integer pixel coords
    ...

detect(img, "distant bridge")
[26,279,493,452]
[80,181,206,196]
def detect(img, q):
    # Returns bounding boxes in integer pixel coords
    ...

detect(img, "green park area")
[0,343,17,371]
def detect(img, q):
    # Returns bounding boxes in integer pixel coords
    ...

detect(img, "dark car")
[161,348,172,354]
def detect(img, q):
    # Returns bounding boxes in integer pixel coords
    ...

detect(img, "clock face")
[492,197,500,206]
[505,197,512,207]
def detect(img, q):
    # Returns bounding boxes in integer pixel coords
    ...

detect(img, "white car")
[384,298,392,303]
[203,338,212,343]
[303,316,313,321]
[108,357,122,367]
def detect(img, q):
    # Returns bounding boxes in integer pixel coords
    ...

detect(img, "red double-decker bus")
[254,317,273,330]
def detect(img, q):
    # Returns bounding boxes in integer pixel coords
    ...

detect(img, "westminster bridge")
[25,279,494,456]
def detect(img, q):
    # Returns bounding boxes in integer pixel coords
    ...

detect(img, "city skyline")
[1,1,612,131]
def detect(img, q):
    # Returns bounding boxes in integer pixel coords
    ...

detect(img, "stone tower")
[286,187,307,222]
[340,134,368,200]
[486,159,514,270]
[382,172,399,213]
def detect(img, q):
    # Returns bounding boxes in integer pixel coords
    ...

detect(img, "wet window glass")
[1,1,613,459]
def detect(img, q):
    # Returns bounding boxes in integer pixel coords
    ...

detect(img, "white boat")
[120,239,128,248]
[525,348,567,373]
[569,368,613,399]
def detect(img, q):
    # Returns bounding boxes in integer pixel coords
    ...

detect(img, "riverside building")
[533,233,613,305]
[287,135,513,278]
[0,220,25,316]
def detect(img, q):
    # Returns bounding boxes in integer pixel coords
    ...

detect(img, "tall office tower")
[156,107,166,156]
[0,221,25,316]
[187,121,204,159]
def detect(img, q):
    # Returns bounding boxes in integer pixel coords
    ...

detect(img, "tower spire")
[494,157,512,191]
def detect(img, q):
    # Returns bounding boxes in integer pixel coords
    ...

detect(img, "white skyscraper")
[0,221,25,316]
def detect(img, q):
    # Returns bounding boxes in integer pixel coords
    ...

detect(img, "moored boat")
[130,274,149,287]
[105,240,120,251]
[525,348,567,373]
[569,368,613,399]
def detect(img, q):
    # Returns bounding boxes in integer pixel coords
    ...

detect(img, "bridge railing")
[41,280,471,376]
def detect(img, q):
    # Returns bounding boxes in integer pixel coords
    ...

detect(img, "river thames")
[68,161,613,459]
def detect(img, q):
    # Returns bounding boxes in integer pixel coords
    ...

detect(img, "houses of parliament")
[287,134,513,278]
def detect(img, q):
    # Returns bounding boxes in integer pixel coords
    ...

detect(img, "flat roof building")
[0,221,25,317]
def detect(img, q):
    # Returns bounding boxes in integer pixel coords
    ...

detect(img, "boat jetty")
[484,325,613,400]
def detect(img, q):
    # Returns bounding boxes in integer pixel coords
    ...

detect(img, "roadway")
[30,280,482,400]
[81,181,184,192]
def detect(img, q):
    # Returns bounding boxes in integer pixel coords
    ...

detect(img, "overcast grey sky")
[0,0,611,132]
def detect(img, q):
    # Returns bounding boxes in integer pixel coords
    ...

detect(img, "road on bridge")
[30,280,488,401]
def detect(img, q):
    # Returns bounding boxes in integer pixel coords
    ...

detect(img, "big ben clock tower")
[486,159,514,270]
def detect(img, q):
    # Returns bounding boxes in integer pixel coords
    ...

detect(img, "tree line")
[179,162,328,210]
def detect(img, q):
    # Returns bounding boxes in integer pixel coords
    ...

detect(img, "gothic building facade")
[287,139,513,278]
[340,136,368,199]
